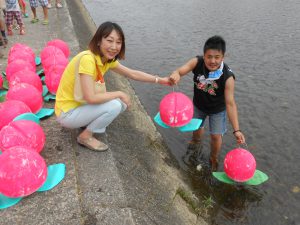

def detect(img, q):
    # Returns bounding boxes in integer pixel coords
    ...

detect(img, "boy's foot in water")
[187,138,201,150]
[183,144,204,167]
[210,157,219,172]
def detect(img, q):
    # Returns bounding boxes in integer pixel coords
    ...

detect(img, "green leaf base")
[213,170,268,185]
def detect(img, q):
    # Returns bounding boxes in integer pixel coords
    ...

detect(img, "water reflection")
[213,187,263,223]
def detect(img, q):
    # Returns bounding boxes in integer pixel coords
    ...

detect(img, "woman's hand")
[234,130,245,144]
[117,91,131,107]
[169,71,181,85]
[158,76,172,86]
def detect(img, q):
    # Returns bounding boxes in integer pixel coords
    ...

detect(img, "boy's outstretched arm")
[225,77,246,144]
[169,57,198,85]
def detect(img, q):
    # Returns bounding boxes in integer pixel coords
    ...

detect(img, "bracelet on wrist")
[233,130,241,134]
[154,75,159,83]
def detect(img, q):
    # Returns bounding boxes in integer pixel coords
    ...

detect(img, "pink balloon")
[40,46,65,63]
[46,39,70,58]
[159,92,194,127]
[0,146,47,197]
[6,83,43,113]
[5,59,35,81]
[8,50,35,68]
[0,120,45,153]
[42,55,68,73]
[0,76,2,89]
[8,43,35,59]
[9,70,43,93]
[0,100,31,130]
[224,148,256,182]
[45,65,66,94]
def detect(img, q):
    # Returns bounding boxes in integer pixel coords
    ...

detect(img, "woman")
[55,21,170,151]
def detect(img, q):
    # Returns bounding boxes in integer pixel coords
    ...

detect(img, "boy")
[170,35,245,171]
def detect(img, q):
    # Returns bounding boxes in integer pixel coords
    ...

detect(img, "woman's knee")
[107,99,126,116]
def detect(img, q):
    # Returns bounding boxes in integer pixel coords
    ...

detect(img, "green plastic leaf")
[44,94,56,102]
[37,69,44,76]
[13,113,40,124]
[35,56,41,66]
[0,194,22,210]
[2,79,9,90]
[154,112,202,132]
[154,112,170,128]
[213,170,268,186]
[178,118,202,132]
[213,172,236,185]
[42,85,48,96]
[0,95,5,102]
[0,89,7,97]
[35,108,54,119]
[244,170,269,185]
[38,163,66,192]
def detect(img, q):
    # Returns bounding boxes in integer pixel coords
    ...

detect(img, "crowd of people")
[0,0,63,57]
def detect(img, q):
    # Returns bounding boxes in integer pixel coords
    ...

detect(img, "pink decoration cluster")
[0,116,47,197]
[41,39,69,94]
[5,43,43,113]
[0,40,69,198]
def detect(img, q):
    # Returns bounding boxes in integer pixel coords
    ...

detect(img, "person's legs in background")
[29,0,39,23]
[0,10,7,45]
[5,11,13,35]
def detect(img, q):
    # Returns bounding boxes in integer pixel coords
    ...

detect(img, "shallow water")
[83,0,300,224]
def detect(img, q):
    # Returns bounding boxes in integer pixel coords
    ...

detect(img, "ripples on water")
[83,0,300,224]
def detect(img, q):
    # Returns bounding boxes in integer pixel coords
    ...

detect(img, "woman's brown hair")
[89,21,125,61]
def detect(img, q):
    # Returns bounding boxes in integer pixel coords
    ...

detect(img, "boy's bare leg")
[210,134,222,171]
[190,128,204,144]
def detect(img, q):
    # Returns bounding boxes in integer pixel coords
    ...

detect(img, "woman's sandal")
[77,136,108,152]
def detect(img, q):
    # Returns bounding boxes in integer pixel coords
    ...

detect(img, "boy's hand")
[169,71,181,85]
[234,131,245,144]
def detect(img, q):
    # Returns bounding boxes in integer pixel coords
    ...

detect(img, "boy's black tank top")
[192,56,235,114]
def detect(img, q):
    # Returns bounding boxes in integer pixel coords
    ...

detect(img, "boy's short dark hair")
[89,21,126,61]
[203,35,226,54]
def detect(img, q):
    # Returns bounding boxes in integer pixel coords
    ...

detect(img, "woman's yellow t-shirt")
[55,50,119,116]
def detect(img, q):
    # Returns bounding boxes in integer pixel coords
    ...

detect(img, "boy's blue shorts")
[194,107,227,135]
